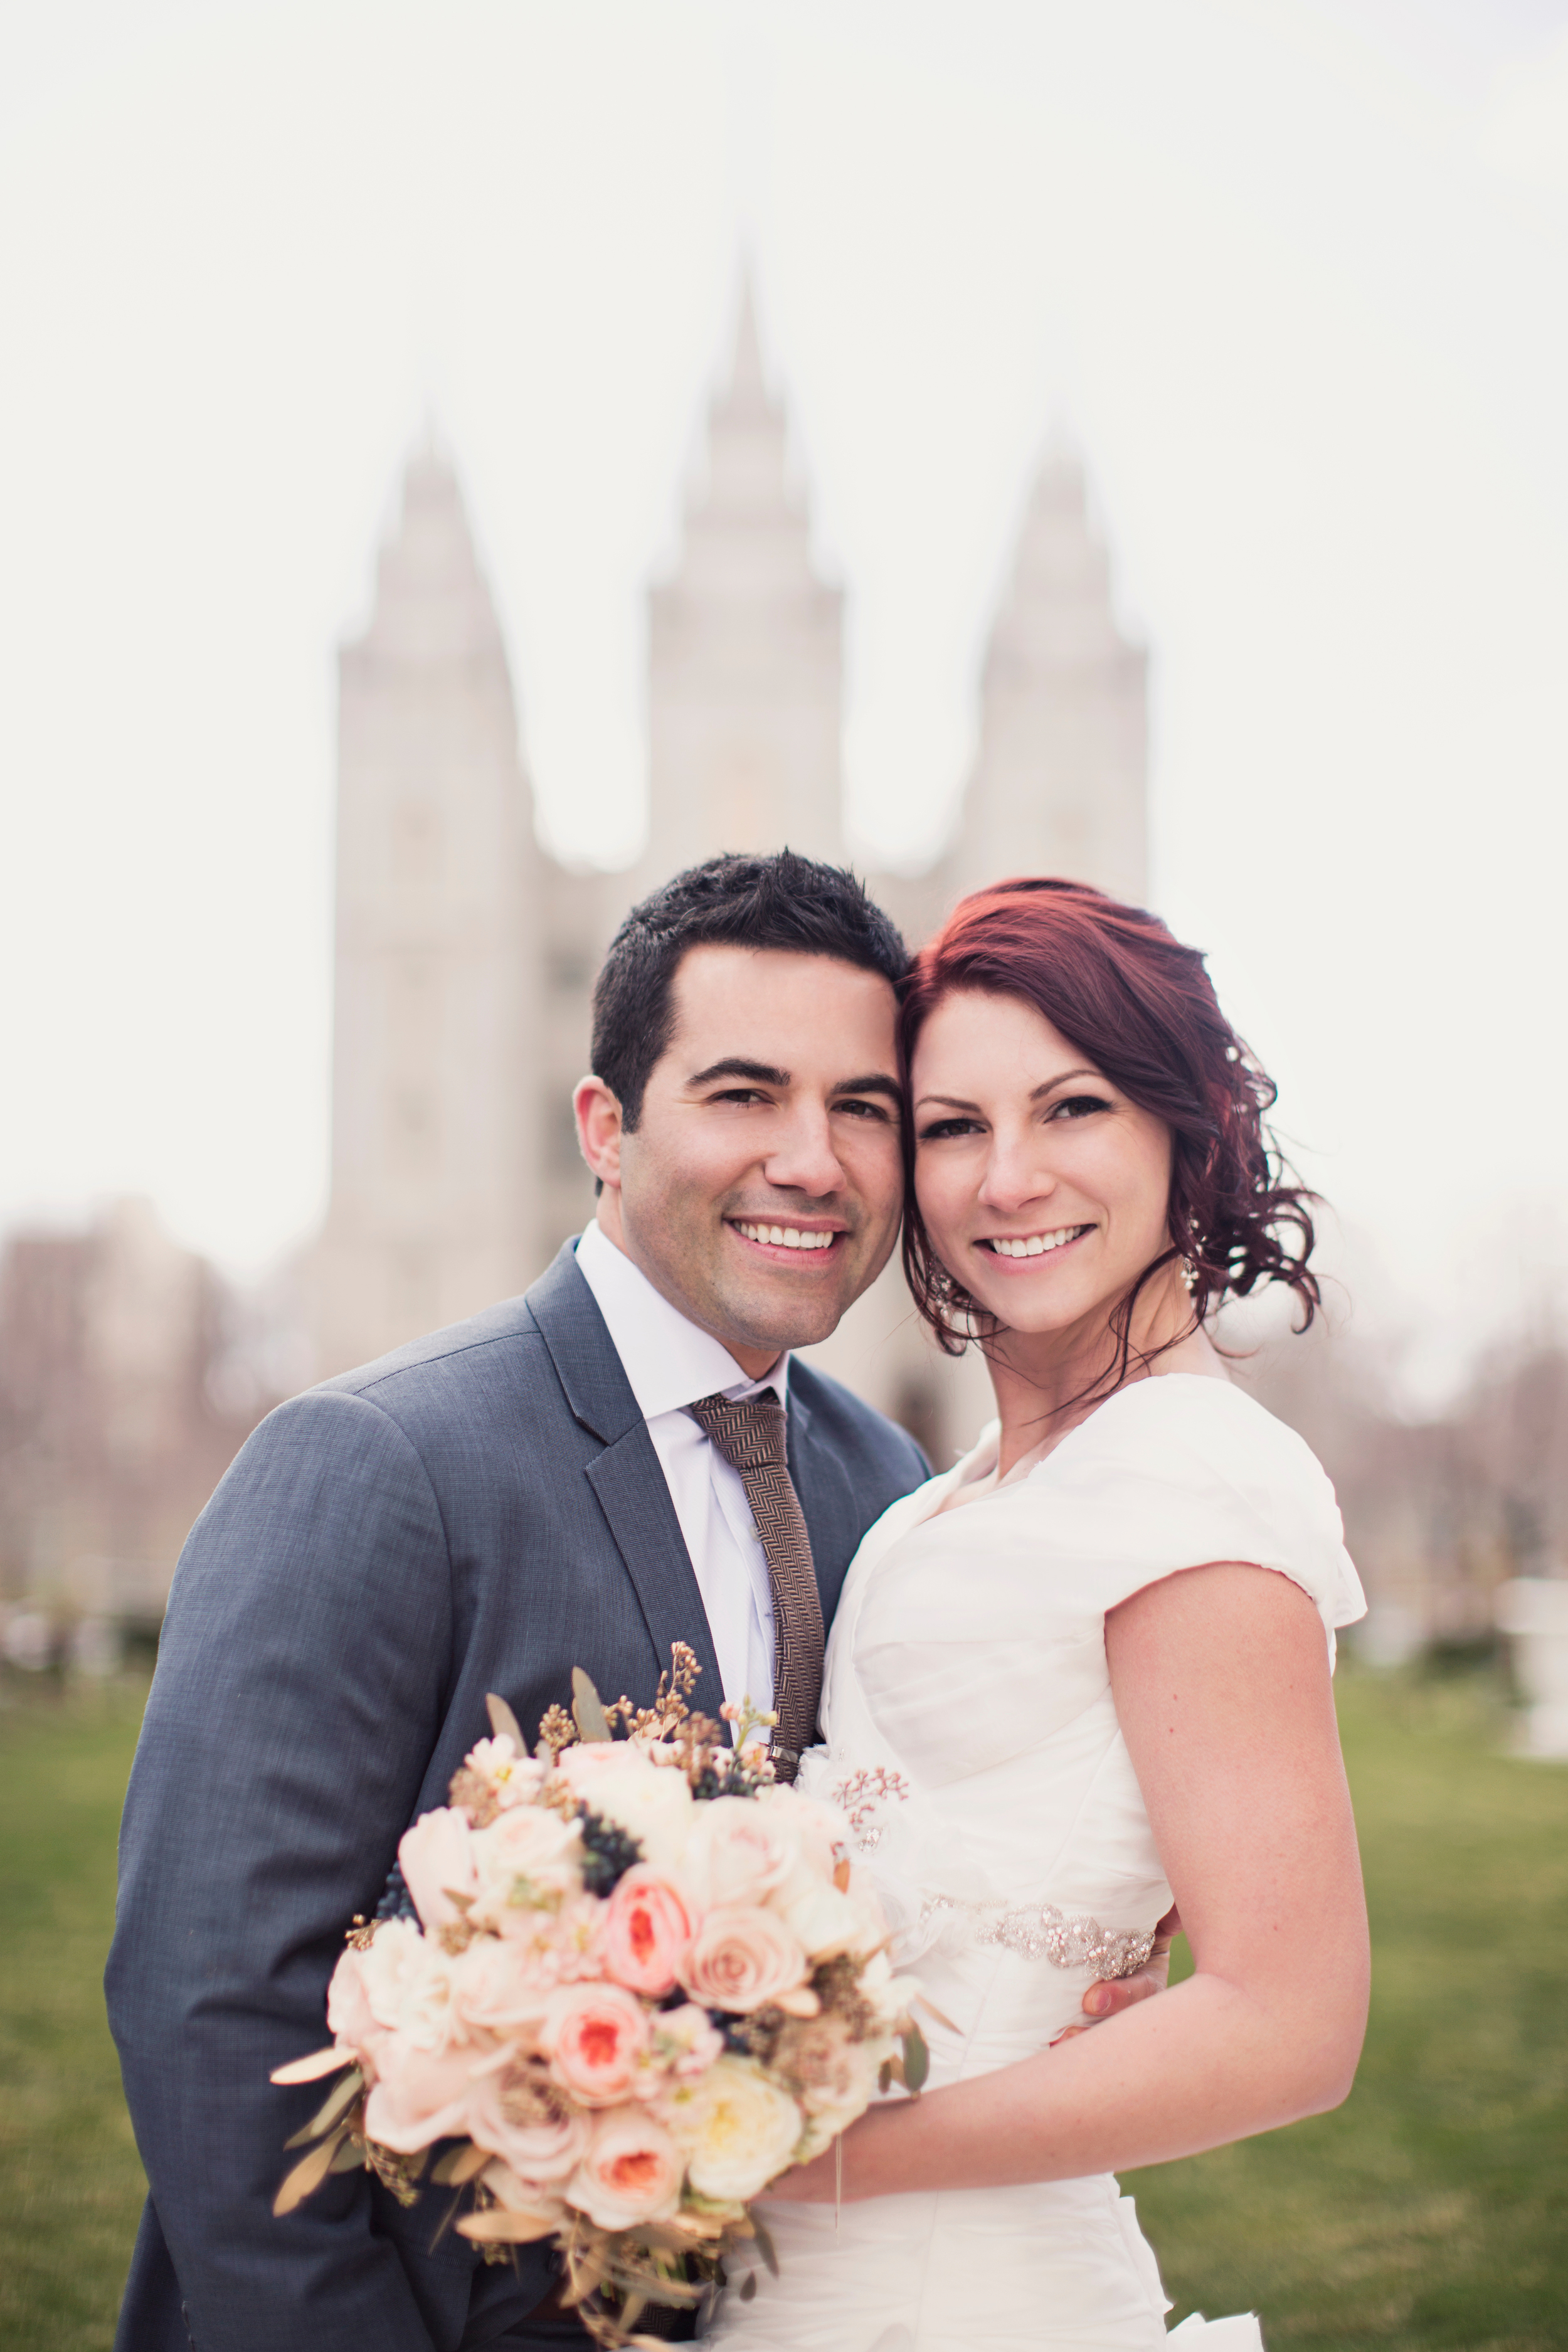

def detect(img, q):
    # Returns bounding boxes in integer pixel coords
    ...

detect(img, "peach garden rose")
[677,1905,808,2014]
[600,1866,693,1998]
[540,1981,650,2106]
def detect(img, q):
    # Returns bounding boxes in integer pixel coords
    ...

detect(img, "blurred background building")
[2,280,1560,1674]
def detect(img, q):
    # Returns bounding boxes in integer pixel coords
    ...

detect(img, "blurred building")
[0,1199,270,1628]
[305,281,1148,1465]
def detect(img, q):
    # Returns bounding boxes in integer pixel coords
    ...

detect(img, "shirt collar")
[574,1220,791,1421]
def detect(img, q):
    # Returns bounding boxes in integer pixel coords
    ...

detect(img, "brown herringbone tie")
[686,1389,823,1783]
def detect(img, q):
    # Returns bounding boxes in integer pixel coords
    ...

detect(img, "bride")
[704,876,1369,2351]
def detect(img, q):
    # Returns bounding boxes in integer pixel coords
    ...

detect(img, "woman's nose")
[977,1140,1054,1214]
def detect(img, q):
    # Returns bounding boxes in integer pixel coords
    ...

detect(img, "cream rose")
[568,2104,684,2230]
[557,1744,696,1873]
[539,1981,650,2106]
[356,1917,461,2053]
[464,1734,547,1809]
[450,1934,553,2038]
[662,2057,803,2201]
[398,1806,480,1930]
[677,1905,808,2013]
[681,1794,799,1910]
[470,1803,583,1915]
[775,1880,874,1962]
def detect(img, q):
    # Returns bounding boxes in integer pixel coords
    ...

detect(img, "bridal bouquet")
[271,1650,924,2347]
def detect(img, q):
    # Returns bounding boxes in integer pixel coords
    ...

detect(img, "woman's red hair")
[898,876,1319,1367]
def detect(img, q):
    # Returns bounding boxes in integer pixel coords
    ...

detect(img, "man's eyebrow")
[686,1058,792,1088]
[684,1061,901,1100]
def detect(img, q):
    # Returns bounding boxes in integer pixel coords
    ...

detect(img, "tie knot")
[686,1389,787,1475]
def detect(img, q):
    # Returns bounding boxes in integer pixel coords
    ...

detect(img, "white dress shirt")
[574,1219,783,1722]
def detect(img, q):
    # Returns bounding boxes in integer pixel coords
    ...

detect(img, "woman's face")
[909,988,1175,1343]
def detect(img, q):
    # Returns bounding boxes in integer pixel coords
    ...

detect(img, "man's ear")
[573,1076,625,1192]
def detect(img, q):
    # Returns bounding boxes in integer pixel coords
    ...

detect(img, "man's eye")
[1051,1094,1111,1120]
[711,1089,769,1106]
[835,1098,892,1121]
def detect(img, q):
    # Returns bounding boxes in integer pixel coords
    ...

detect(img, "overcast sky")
[3,0,1566,1397]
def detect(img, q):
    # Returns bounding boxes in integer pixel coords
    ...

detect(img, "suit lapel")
[526,1244,724,1710]
[585,1434,724,1708]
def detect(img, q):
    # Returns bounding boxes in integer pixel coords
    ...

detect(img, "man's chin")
[716,1273,860,1358]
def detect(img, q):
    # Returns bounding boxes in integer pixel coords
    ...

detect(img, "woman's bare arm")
[768,1563,1369,2201]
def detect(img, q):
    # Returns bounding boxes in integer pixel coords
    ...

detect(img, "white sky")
[2,0,1566,1395]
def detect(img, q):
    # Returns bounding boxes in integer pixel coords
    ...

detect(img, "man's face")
[576,946,904,1374]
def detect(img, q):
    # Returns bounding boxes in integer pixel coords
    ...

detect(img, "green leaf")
[329,2136,368,2174]
[486,1692,526,1749]
[902,2020,930,2094]
[283,2067,363,2148]
[572,1666,612,1743]
[750,2212,779,2277]
[273,2127,347,2215]
[432,2139,491,2187]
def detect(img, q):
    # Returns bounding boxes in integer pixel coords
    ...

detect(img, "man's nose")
[761,1103,847,1200]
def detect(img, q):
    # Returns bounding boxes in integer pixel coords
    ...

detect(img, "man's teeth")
[734,1222,837,1251]
[987,1226,1087,1259]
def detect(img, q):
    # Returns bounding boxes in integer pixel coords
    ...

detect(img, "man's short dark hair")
[591,851,908,1130]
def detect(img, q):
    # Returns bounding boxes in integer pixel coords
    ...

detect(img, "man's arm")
[107,1388,461,2352]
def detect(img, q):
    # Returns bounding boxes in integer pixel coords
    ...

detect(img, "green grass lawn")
[1130,1668,1568,2351]
[1,1666,1564,2349]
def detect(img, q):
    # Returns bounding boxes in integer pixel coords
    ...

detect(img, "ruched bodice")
[702,1375,1365,2352]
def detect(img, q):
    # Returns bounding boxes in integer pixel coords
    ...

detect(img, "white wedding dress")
[703,1374,1365,2352]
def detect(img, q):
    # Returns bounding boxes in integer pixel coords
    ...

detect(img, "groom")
[107,851,1161,2352]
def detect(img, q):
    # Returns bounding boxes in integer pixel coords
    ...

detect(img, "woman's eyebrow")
[916,1067,1103,1115]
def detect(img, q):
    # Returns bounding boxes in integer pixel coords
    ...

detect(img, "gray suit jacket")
[106,1242,928,2352]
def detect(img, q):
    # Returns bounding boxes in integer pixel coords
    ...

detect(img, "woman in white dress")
[704,877,1369,2351]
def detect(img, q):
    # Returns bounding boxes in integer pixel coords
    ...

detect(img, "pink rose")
[539,1982,649,2106]
[644,2001,725,2084]
[677,1905,808,2013]
[466,2057,591,2181]
[362,2038,479,2153]
[450,1935,553,2039]
[601,1867,693,1998]
[398,1808,479,1930]
[568,2105,683,2229]
[325,1945,386,2063]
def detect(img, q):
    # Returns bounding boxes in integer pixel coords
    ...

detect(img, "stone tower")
[309,446,544,1376]
[644,281,843,882]
[950,438,1147,905]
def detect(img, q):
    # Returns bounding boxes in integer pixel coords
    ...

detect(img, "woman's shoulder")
[1020,1374,1367,1643]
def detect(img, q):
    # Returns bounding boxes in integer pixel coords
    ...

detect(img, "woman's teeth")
[985,1226,1088,1259]
[734,1222,837,1251]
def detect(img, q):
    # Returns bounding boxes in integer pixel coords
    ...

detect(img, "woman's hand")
[1050,1905,1179,2044]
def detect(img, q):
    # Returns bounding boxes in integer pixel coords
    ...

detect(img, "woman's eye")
[1050,1094,1111,1121]
[918,1117,982,1142]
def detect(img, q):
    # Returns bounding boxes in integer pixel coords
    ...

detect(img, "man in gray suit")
[107,852,931,2351]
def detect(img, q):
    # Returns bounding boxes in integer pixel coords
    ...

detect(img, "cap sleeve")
[1022,1377,1365,1656]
